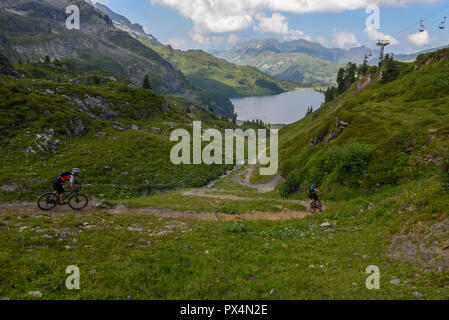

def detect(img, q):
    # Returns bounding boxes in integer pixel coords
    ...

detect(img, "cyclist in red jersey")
[52,168,81,205]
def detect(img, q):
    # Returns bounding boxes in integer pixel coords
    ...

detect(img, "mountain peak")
[94,2,162,46]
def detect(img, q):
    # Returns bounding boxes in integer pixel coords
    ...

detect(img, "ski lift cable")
[423,16,447,29]
[393,3,449,39]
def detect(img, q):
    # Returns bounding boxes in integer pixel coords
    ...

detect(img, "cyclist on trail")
[309,184,321,203]
[52,168,81,205]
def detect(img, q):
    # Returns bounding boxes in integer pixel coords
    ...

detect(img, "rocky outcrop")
[309,118,350,146]
[388,219,449,268]
[25,129,60,154]
[323,118,349,144]
[0,49,18,77]
[357,71,382,91]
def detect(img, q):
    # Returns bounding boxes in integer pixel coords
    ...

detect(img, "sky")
[93,0,449,54]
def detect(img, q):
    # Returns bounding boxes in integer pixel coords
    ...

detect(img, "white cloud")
[254,12,311,41]
[331,30,361,48]
[166,38,189,49]
[364,27,399,45]
[152,0,437,40]
[255,12,289,34]
[408,30,431,46]
[189,29,226,46]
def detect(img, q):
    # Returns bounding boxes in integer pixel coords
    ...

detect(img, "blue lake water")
[231,89,325,124]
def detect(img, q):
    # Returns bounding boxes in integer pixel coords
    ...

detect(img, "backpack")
[309,185,316,196]
[60,171,71,178]
[59,171,72,181]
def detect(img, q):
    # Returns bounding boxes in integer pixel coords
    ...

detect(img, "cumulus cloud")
[166,38,189,49]
[151,0,436,37]
[364,27,399,45]
[254,12,311,41]
[331,30,361,48]
[408,30,431,46]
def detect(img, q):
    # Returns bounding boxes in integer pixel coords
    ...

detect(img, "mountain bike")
[310,199,323,213]
[37,184,89,211]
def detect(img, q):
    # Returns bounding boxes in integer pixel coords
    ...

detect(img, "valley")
[0,0,448,302]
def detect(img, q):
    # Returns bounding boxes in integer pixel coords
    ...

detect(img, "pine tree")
[336,68,345,94]
[142,75,151,90]
[381,55,400,84]
[359,55,369,75]
[44,55,51,64]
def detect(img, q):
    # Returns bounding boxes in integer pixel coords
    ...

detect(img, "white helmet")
[72,168,81,174]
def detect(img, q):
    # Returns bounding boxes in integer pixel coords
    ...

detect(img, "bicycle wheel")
[310,201,316,213]
[37,193,58,211]
[317,201,323,212]
[68,193,89,211]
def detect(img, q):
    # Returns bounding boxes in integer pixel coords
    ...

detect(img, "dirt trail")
[240,165,284,193]
[109,205,311,221]
[182,189,310,207]
[0,202,311,221]
[1,165,320,221]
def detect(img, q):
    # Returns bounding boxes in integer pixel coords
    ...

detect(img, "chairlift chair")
[440,16,446,30]
[419,19,425,32]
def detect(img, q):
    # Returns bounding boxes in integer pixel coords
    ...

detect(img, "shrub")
[381,55,400,84]
[280,170,301,198]
[280,141,372,198]
[339,141,373,176]
[224,222,251,234]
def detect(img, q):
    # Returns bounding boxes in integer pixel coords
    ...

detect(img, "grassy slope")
[279,49,449,199]
[277,48,449,267]
[1,171,448,300]
[2,51,449,301]
[0,62,234,202]
[140,41,299,98]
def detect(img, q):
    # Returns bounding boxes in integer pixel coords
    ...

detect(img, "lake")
[231,89,325,124]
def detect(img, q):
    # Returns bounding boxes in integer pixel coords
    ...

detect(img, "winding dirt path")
[0,165,321,221]
[240,165,284,193]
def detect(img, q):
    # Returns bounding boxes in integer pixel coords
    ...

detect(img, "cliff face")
[0,0,234,117]
[0,49,18,77]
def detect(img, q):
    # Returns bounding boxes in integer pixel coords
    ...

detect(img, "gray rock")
[95,132,105,138]
[269,289,275,295]
[89,269,98,274]
[390,279,401,285]
[29,291,43,298]
[0,183,19,192]
[412,291,423,298]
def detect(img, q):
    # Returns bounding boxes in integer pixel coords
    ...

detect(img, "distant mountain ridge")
[220,38,373,65]
[217,39,350,85]
[93,3,299,98]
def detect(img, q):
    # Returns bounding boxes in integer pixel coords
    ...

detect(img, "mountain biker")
[52,168,81,205]
[309,184,321,203]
